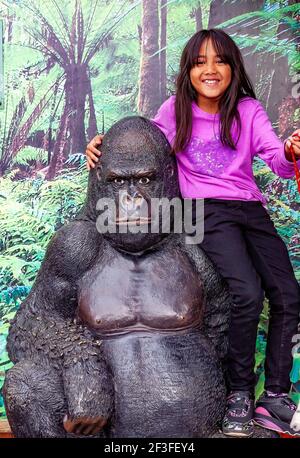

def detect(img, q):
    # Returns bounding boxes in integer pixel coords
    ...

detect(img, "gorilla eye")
[138,177,150,185]
[113,177,125,185]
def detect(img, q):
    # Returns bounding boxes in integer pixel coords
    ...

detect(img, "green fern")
[13,146,48,167]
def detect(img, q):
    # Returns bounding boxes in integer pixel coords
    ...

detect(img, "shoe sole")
[219,428,253,438]
[254,413,300,437]
[222,431,254,438]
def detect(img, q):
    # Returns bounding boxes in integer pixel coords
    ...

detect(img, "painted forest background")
[0,0,299,418]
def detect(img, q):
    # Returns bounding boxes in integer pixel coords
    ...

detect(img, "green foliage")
[255,300,269,400]
[13,147,48,167]
[221,4,300,71]
[0,166,88,291]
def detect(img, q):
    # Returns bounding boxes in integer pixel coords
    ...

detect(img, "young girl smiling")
[86,29,300,437]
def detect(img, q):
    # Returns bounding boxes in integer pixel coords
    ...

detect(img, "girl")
[86,29,300,437]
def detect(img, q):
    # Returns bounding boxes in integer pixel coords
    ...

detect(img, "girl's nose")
[205,61,217,73]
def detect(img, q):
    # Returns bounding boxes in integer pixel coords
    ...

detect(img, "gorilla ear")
[96,163,103,181]
[164,164,175,178]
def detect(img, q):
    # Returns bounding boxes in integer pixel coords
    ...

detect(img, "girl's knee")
[232,287,264,315]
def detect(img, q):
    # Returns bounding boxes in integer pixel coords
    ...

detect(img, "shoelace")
[266,392,297,412]
[227,394,251,418]
[266,391,297,412]
[281,397,297,412]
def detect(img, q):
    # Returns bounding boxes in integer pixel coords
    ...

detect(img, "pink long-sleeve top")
[151,95,299,205]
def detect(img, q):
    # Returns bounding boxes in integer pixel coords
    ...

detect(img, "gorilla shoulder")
[43,220,103,280]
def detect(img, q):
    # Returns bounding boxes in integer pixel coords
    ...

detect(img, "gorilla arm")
[180,238,232,361]
[6,221,113,433]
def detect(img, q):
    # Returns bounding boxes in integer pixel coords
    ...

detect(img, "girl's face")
[189,38,232,110]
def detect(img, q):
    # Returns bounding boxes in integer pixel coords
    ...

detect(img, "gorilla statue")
[3,117,232,438]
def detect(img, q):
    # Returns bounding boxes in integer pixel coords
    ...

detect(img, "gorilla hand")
[63,414,107,436]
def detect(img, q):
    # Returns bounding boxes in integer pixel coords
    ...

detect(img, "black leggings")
[194,198,300,394]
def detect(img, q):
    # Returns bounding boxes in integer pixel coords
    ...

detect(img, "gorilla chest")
[77,248,204,335]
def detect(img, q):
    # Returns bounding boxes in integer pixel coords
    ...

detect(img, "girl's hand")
[85,134,104,170]
[285,129,300,161]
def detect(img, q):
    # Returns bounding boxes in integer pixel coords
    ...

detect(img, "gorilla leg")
[3,360,67,438]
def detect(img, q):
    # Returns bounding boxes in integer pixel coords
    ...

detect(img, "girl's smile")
[190,38,232,113]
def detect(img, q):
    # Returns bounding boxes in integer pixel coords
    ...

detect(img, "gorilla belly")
[77,247,204,336]
[101,331,226,438]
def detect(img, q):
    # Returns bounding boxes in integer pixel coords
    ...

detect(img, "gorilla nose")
[135,196,143,206]
[118,191,149,222]
[120,192,143,209]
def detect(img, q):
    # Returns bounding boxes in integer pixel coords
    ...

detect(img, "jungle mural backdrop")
[0,0,299,418]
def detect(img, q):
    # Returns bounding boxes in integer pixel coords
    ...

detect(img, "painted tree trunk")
[160,0,167,103]
[46,63,95,178]
[194,5,203,31]
[46,102,69,180]
[278,96,298,139]
[208,0,264,28]
[87,74,98,141]
[265,0,298,124]
[137,0,161,117]
[64,63,90,156]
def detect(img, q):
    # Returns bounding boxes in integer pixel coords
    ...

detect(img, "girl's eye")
[138,177,150,185]
[114,178,125,185]
[194,57,227,66]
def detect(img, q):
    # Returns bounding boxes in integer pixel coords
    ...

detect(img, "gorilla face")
[84,117,180,253]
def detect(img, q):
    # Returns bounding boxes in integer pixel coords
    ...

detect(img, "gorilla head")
[81,117,180,253]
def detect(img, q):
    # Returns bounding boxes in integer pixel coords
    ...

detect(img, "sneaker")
[254,392,300,436]
[222,391,254,437]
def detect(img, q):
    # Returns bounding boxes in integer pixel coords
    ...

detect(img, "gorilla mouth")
[115,217,151,226]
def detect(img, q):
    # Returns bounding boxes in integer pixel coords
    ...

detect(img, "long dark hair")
[173,29,256,153]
